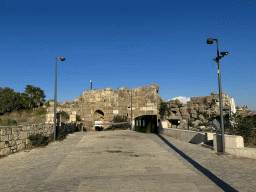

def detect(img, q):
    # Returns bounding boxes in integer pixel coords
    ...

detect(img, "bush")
[188,120,194,127]
[27,133,49,148]
[36,107,47,115]
[59,110,69,120]
[76,115,82,121]
[158,100,170,120]
[7,119,17,126]
[228,114,256,147]
[203,97,207,104]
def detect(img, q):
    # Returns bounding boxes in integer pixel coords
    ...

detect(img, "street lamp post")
[131,89,132,130]
[54,56,65,141]
[90,80,92,90]
[207,38,228,153]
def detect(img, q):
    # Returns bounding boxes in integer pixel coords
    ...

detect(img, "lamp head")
[90,80,92,83]
[220,52,229,56]
[207,38,214,44]
[59,56,65,61]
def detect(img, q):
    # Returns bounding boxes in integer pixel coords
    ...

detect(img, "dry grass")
[0,109,46,126]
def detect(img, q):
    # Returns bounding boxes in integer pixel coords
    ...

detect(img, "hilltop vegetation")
[0,85,47,126]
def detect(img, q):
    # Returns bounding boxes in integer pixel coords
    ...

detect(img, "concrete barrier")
[158,127,207,144]
[213,134,256,159]
[158,127,256,160]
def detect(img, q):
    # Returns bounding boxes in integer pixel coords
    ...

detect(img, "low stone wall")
[0,123,76,157]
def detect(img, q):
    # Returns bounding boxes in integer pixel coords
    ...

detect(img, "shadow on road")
[156,134,238,192]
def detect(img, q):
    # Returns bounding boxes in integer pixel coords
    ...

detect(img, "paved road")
[0,130,255,192]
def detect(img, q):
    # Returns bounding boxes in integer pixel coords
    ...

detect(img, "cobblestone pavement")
[0,130,255,192]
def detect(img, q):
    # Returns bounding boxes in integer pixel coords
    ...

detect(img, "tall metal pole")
[54,58,57,141]
[131,90,132,130]
[216,39,225,153]
[91,81,92,90]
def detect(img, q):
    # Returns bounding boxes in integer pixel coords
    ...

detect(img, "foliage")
[60,110,69,120]
[56,126,66,140]
[0,87,21,114]
[36,107,47,115]
[203,97,207,104]
[188,120,194,127]
[228,113,256,146]
[7,119,17,126]
[76,115,82,121]
[0,85,46,115]
[27,133,50,148]
[24,85,46,108]
[158,99,170,120]
[45,101,50,108]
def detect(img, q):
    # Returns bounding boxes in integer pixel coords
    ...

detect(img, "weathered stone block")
[13,133,18,140]
[20,132,28,140]
[1,147,11,156]
[10,140,16,147]
[191,114,198,119]
[9,134,15,140]
[26,139,30,145]
[0,128,6,136]
[17,143,25,151]
[0,135,9,142]
[0,142,5,148]
[16,140,22,145]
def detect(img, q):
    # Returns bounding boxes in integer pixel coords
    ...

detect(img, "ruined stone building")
[46,83,163,129]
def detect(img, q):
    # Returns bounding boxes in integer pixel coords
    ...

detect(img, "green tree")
[158,99,170,120]
[24,85,46,109]
[0,87,21,114]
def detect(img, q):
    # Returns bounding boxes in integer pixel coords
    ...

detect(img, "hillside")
[0,109,47,126]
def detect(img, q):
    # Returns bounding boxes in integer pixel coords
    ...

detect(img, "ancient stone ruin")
[165,92,256,129]
[46,83,163,129]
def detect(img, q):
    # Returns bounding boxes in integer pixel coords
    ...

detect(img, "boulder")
[198,114,205,121]
[191,113,198,119]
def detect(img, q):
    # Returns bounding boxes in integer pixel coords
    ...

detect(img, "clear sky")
[1,0,255,110]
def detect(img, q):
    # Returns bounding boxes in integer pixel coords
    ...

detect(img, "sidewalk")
[0,130,255,191]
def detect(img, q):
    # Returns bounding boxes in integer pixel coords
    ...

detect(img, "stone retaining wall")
[0,123,76,157]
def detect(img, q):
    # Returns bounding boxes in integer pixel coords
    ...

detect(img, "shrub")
[36,107,47,115]
[59,110,69,120]
[203,97,207,104]
[76,115,82,121]
[7,119,17,126]
[27,133,49,148]
[158,100,170,120]
[188,120,194,127]
[45,101,50,108]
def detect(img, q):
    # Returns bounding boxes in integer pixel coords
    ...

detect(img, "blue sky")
[1,0,255,110]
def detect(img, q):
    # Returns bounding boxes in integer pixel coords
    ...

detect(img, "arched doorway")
[94,110,104,131]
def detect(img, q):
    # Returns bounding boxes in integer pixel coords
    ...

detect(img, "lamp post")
[131,89,132,130]
[54,56,65,141]
[207,38,228,153]
[90,80,92,90]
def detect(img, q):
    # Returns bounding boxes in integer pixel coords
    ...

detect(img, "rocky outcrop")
[165,92,256,129]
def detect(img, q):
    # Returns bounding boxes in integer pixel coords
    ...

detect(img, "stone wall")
[45,83,163,129]
[0,123,76,157]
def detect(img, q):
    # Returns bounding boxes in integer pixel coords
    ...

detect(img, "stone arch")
[94,109,104,121]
